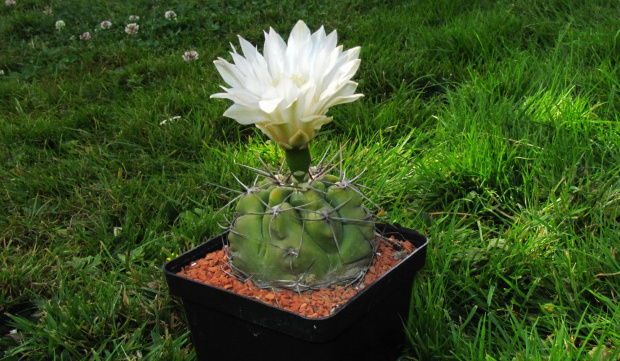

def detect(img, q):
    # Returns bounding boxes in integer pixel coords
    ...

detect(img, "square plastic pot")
[164,222,428,361]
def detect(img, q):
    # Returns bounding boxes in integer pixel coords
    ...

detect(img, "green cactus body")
[228,173,375,290]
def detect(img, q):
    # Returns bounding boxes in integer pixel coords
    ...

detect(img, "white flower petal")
[259,98,284,113]
[223,104,270,124]
[238,36,258,62]
[288,21,311,49]
[213,59,243,88]
[212,88,259,107]
[264,28,287,75]
[337,59,362,83]
[284,21,312,74]
[323,30,338,54]
[317,81,362,113]
[344,46,361,61]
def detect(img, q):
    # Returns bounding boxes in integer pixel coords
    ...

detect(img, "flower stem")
[285,147,311,183]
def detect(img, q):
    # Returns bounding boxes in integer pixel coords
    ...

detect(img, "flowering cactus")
[212,21,373,290]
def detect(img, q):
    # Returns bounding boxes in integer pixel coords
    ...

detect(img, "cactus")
[210,21,373,291]
[225,162,376,291]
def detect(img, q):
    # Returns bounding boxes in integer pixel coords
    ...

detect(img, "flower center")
[271,73,307,88]
[290,74,307,87]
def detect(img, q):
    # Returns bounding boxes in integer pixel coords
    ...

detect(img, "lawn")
[1,0,619,360]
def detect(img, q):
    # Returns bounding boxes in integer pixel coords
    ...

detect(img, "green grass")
[1,0,619,359]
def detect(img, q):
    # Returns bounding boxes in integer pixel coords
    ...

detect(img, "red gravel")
[178,236,415,318]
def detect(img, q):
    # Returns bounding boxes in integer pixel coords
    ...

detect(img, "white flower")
[6,0,16,6]
[183,51,199,62]
[165,10,177,20]
[100,20,111,29]
[211,20,362,149]
[55,20,65,30]
[125,23,139,36]
[80,32,90,41]
[43,7,52,15]
[128,15,139,21]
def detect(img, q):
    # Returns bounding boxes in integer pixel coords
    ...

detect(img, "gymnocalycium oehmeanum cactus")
[226,159,375,290]
[211,21,374,290]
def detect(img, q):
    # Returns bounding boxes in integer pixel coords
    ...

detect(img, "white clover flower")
[128,15,139,21]
[55,20,65,30]
[43,7,52,15]
[183,51,199,62]
[211,20,362,150]
[80,32,90,41]
[6,0,16,6]
[0,70,5,76]
[165,10,177,20]
[125,23,139,36]
[100,20,111,29]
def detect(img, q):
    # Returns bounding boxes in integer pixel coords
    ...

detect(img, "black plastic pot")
[164,223,428,361]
